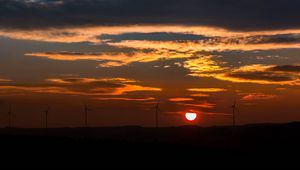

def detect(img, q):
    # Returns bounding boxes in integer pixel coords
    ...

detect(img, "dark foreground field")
[0,122,300,168]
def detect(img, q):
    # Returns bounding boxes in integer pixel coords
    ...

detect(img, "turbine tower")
[43,106,50,129]
[231,98,239,127]
[155,102,160,128]
[84,104,91,128]
[8,105,13,128]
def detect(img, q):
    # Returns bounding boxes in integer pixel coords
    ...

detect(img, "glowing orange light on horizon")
[185,112,197,121]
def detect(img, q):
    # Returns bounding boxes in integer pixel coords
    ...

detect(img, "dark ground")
[0,122,299,168]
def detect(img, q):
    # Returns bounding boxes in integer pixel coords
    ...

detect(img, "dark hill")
[0,122,299,168]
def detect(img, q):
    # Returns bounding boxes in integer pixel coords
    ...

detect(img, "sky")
[1,0,300,128]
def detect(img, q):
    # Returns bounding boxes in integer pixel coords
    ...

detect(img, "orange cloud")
[4,25,300,44]
[188,88,227,93]
[1,25,231,43]
[46,77,136,84]
[168,98,194,102]
[183,55,227,77]
[108,39,300,53]
[94,97,156,101]
[92,84,162,95]
[241,93,277,101]
[0,86,85,95]
[216,64,300,86]
[180,102,216,109]
[25,51,187,67]
[190,93,210,97]
[0,76,162,97]
[0,25,282,43]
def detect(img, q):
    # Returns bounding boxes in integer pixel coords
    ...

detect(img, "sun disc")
[185,112,197,121]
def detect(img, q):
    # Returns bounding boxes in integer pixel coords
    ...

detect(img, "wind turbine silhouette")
[43,106,50,129]
[154,102,161,128]
[84,104,92,128]
[231,98,239,127]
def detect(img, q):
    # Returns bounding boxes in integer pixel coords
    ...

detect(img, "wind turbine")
[231,98,239,127]
[83,104,92,128]
[43,106,50,129]
[154,102,161,128]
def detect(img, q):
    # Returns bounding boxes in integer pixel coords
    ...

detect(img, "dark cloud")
[51,77,124,88]
[98,32,209,42]
[1,0,300,31]
[99,32,300,47]
[227,71,293,82]
[269,65,300,72]
[0,77,124,89]
[0,76,161,96]
[199,33,300,45]
[249,34,300,44]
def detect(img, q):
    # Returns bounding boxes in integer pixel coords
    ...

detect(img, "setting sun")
[185,112,198,121]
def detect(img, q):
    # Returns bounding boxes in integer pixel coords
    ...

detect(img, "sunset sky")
[1,0,300,127]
